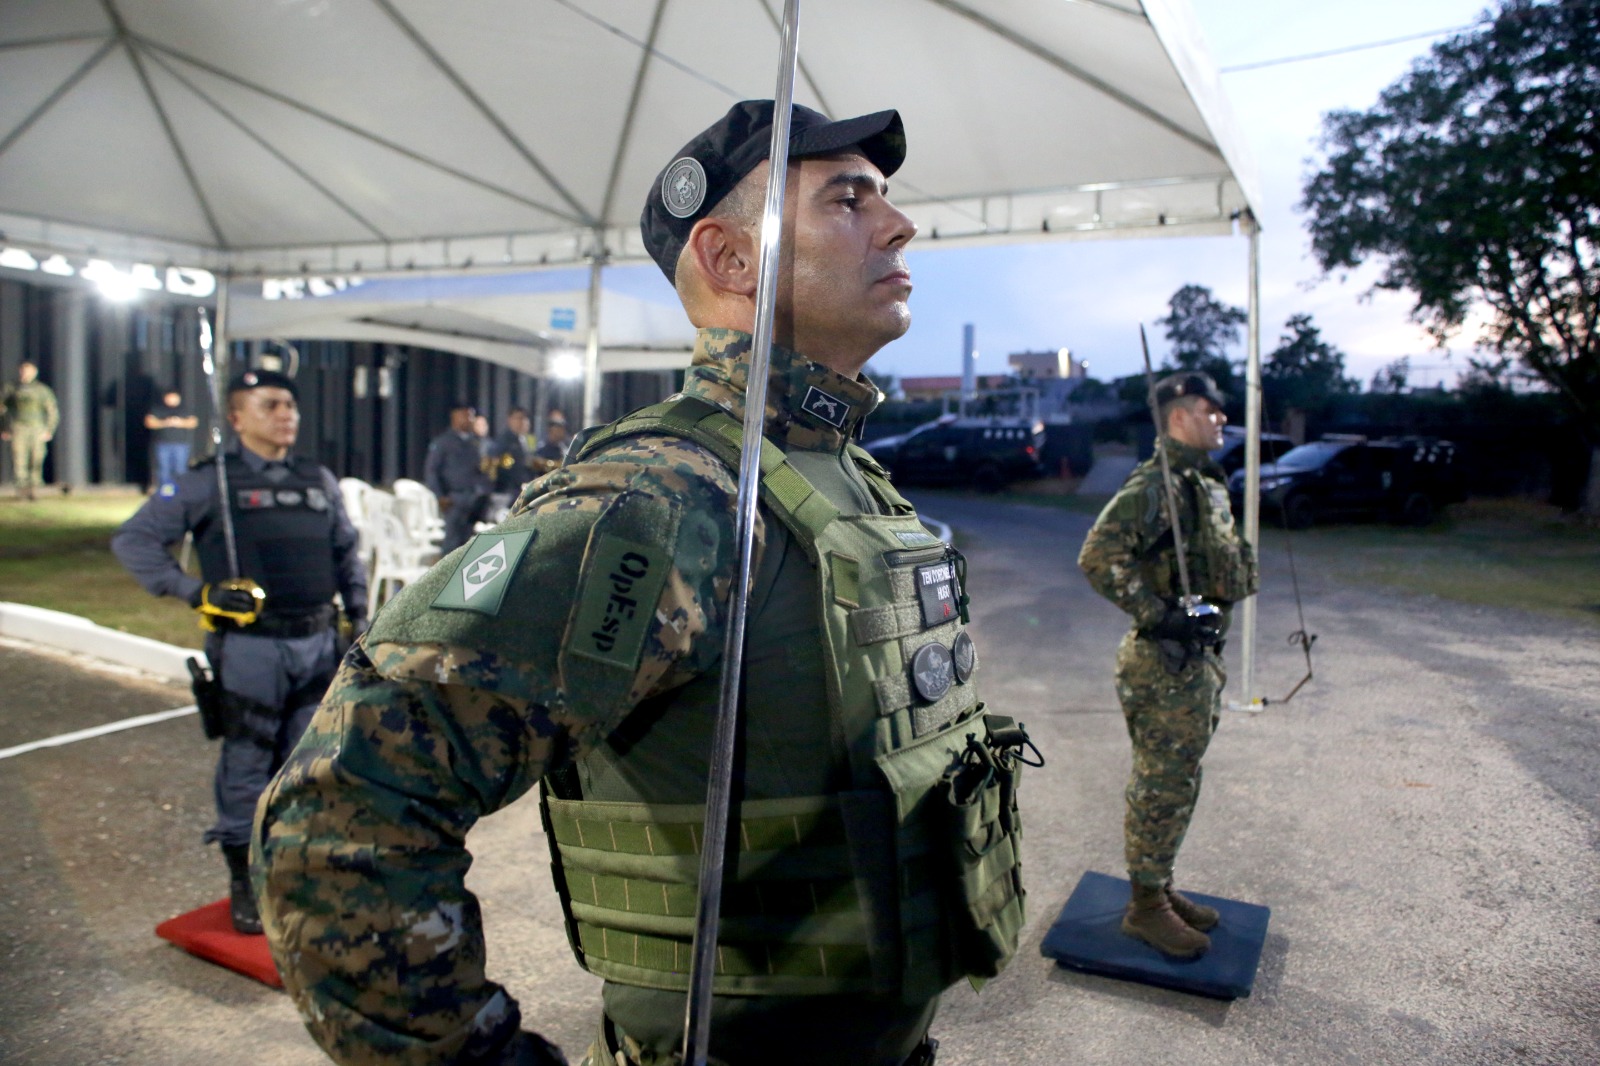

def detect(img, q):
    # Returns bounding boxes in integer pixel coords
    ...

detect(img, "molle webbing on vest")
[544,794,935,995]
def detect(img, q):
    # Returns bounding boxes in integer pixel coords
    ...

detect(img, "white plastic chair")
[369,511,434,605]
[392,477,446,549]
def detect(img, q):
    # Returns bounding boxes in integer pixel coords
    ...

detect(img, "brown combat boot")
[1166,883,1220,932]
[1123,881,1210,958]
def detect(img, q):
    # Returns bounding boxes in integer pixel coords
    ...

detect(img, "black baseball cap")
[227,368,298,398]
[642,100,907,283]
[1154,371,1227,409]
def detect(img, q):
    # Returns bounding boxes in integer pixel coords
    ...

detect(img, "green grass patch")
[0,492,204,648]
[1263,498,1600,625]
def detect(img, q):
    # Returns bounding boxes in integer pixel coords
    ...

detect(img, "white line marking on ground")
[0,705,198,761]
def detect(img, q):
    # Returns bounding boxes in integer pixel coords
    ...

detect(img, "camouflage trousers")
[10,425,50,492]
[1114,630,1225,888]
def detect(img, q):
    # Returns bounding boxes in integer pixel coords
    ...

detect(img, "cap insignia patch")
[662,157,707,219]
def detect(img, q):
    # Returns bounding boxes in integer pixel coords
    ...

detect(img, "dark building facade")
[0,272,676,491]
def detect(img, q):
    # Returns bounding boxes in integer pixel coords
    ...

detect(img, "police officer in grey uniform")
[112,369,367,933]
[424,401,493,554]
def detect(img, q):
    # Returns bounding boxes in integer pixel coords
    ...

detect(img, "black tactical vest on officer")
[541,397,1028,1004]
[194,454,339,614]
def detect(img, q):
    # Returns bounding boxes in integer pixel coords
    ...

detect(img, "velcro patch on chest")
[235,488,276,510]
[432,529,537,615]
[915,560,960,629]
[567,534,669,668]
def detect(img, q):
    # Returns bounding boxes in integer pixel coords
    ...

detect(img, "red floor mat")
[154,899,283,988]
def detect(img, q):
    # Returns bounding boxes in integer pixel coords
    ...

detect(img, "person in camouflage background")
[1,361,60,499]
[1078,371,1258,959]
[253,101,978,1066]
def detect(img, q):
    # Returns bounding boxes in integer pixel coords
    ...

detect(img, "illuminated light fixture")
[0,247,39,271]
[550,351,584,380]
[39,254,75,276]
[82,258,141,302]
[166,267,217,298]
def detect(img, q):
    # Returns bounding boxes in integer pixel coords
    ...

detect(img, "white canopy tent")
[226,267,696,376]
[0,0,1270,701]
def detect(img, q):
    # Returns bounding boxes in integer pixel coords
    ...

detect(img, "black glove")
[1148,602,1224,646]
[347,612,369,641]
[202,583,264,616]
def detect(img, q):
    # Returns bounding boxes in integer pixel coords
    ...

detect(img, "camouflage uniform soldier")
[1078,372,1258,959]
[1,361,60,499]
[256,101,1030,1066]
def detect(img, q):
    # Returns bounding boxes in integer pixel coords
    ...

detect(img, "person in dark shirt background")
[145,389,199,495]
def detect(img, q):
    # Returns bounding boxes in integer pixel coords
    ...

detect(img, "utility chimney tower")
[961,323,976,405]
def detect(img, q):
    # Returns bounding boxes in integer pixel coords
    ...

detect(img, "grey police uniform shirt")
[111,444,367,615]
[424,430,491,500]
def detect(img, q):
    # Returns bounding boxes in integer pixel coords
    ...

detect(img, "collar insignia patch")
[800,385,849,428]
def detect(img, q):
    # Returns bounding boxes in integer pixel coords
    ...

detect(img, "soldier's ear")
[686,217,758,299]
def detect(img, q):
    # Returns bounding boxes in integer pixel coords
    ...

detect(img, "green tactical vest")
[1145,463,1259,606]
[539,396,1027,1003]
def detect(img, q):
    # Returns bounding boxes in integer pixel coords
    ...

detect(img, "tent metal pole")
[580,247,604,429]
[681,2,802,1062]
[1236,211,1263,712]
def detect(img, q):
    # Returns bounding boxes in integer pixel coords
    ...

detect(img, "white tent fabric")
[226,267,694,374]
[0,0,1257,276]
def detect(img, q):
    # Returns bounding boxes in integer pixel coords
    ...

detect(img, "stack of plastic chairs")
[338,476,376,574]
[369,509,435,605]
[391,478,446,553]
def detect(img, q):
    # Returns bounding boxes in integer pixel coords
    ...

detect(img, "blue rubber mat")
[1039,870,1269,1000]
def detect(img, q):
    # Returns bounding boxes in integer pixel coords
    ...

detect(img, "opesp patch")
[432,529,536,615]
[567,534,669,669]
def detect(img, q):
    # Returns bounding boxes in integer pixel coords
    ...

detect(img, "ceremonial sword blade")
[1140,325,1194,604]
[681,3,803,1064]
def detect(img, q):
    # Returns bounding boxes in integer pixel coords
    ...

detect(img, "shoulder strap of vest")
[845,442,915,515]
[576,395,840,561]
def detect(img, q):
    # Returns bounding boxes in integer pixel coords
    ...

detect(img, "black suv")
[1230,435,1465,528]
[1210,426,1295,476]
[867,416,1046,492]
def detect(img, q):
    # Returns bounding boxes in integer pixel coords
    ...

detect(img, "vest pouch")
[873,701,1016,1000]
[936,725,1025,984]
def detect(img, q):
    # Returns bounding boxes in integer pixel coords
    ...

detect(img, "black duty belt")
[227,604,337,638]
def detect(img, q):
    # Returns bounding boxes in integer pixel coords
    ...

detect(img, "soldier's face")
[1169,398,1226,450]
[776,152,917,371]
[19,363,37,384]
[229,387,299,453]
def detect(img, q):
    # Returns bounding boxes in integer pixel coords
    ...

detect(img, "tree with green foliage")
[1371,357,1411,395]
[1154,284,1247,400]
[1263,313,1357,421]
[1301,0,1599,510]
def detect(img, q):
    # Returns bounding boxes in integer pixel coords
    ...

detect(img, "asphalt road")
[2,491,1597,1065]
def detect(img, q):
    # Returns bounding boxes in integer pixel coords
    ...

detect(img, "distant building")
[1008,348,1088,381]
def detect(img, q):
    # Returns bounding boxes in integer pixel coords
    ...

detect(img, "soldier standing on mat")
[255,100,1032,1066]
[1078,371,1258,959]
[1,361,60,500]
[112,369,368,934]
[425,401,493,554]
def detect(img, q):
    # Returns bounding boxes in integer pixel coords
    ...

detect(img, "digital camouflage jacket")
[253,328,889,1065]
[1078,437,1258,631]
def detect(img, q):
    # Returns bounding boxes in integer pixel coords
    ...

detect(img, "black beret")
[226,368,298,398]
[1154,371,1227,409]
[642,100,906,283]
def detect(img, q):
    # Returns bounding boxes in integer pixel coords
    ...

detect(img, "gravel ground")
[1,492,1596,1065]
